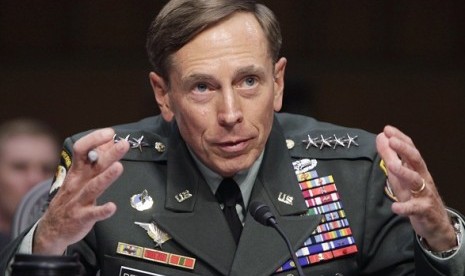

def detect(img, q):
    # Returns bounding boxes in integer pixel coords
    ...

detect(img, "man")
[1,1,463,275]
[0,118,59,247]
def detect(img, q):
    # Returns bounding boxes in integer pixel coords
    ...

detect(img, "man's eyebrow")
[234,65,265,77]
[181,65,266,84]
[181,73,215,84]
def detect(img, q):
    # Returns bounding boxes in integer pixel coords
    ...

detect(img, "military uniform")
[0,113,460,275]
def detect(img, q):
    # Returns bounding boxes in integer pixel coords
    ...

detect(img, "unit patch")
[60,150,72,169]
[49,165,67,195]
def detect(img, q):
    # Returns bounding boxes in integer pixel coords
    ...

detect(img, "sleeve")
[358,155,415,275]
[415,209,465,276]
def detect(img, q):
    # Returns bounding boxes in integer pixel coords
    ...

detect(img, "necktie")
[216,178,243,244]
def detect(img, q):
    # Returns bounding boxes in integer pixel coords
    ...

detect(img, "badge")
[293,158,317,174]
[154,142,166,153]
[119,266,165,276]
[135,221,171,248]
[286,139,295,149]
[278,192,294,205]
[175,190,192,203]
[130,190,154,211]
[49,165,67,195]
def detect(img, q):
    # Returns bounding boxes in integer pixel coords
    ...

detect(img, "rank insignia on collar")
[175,190,192,203]
[302,133,359,150]
[130,190,154,211]
[114,134,151,152]
[135,221,171,248]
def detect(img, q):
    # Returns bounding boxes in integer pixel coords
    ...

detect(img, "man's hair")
[0,118,60,155]
[146,0,282,84]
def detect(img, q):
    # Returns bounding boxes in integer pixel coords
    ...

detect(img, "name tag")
[119,266,165,276]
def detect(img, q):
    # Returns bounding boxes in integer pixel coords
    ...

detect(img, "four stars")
[303,134,359,150]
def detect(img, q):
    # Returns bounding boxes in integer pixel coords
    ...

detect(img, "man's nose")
[217,88,243,127]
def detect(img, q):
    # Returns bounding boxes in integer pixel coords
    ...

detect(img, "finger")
[79,162,124,203]
[376,132,401,165]
[389,136,428,176]
[385,159,425,194]
[81,202,117,223]
[384,125,414,147]
[390,198,430,217]
[73,128,116,166]
[87,139,129,174]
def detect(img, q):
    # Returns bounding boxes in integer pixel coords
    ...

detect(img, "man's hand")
[33,128,130,255]
[376,125,457,252]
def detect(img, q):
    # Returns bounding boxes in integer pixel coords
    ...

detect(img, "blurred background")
[1,1,464,212]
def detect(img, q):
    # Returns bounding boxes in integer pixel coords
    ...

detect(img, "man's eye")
[244,77,256,87]
[194,83,208,93]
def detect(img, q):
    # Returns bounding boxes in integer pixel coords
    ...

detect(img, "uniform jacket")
[0,113,458,275]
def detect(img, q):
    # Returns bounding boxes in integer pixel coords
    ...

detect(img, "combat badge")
[135,222,171,248]
[130,190,154,211]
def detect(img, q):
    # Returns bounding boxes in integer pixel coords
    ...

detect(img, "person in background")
[0,118,60,247]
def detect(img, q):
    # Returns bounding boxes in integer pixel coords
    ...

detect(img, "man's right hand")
[33,128,130,255]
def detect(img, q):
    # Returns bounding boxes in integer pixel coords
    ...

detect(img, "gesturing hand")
[33,128,130,255]
[376,125,457,252]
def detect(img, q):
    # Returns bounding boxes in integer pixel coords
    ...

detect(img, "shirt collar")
[187,147,264,208]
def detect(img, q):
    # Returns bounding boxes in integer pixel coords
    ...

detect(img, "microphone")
[249,201,305,276]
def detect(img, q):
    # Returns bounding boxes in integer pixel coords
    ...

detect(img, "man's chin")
[212,156,256,177]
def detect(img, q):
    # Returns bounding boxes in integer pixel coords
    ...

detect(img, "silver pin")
[303,133,359,150]
[319,135,332,149]
[134,221,171,248]
[303,134,318,149]
[345,134,359,148]
[175,190,192,203]
[154,142,166,153]
[286,139,295,149]
[293,158,317,174]
[278,192,294,205]
[130,190,154,211]
[332,135,346,149]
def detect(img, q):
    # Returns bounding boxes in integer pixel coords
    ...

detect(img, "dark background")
[1,1,464,212]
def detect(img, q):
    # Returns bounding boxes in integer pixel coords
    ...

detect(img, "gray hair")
[146,0,282,84]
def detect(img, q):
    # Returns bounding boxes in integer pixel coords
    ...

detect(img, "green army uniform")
[0,113,458,275]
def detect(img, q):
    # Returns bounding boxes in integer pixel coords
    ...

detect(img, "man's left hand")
[376,125,457,251]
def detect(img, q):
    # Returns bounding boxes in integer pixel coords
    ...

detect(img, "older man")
[1,1,463,275]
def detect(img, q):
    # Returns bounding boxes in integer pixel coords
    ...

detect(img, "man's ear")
[273,57,287,112]
[149,72,174,121]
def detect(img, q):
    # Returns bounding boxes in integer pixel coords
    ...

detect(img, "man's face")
[152,12,286,177]
[0,135,58,221]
